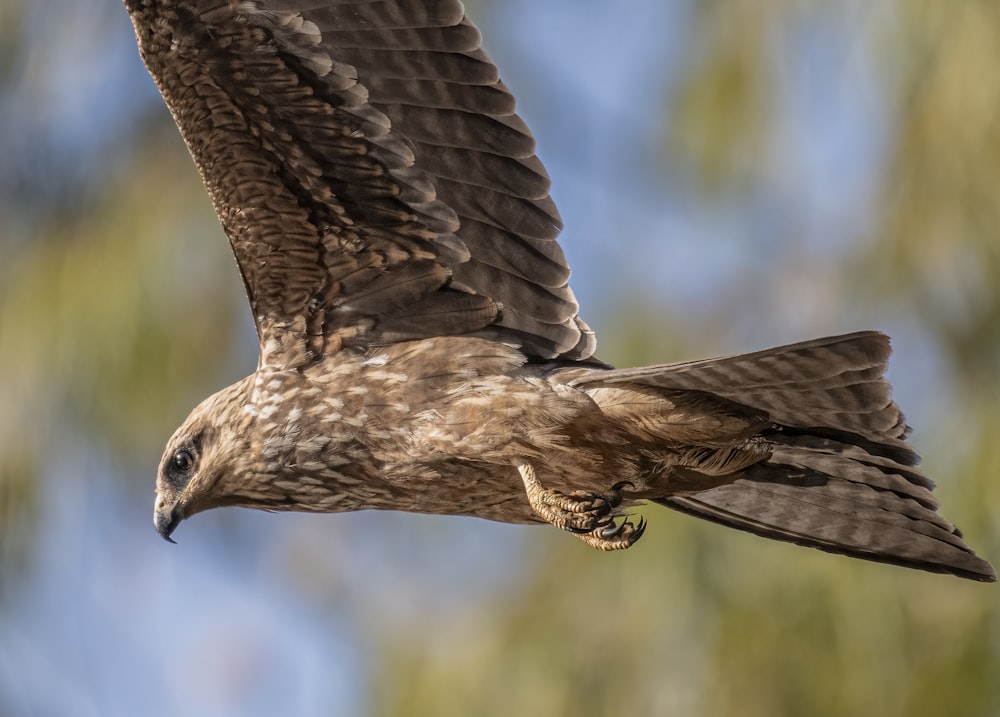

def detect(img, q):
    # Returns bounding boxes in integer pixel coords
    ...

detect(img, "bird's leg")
[516,461,614,532]
[516,462,646,551]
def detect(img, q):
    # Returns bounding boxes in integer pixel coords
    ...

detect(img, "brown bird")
[125,0,994,581]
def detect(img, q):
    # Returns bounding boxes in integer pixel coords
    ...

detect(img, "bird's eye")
[170,448,195,475]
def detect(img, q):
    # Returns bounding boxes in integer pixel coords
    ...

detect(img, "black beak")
[154,505,180,543]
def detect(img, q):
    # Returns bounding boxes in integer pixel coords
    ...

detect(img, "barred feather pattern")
[124,0,593,365]
[563,332,993,581]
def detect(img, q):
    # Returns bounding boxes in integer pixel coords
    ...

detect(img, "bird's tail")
[565,332,995,582]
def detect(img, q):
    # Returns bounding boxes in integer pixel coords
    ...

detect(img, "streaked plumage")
[124,0,994,581]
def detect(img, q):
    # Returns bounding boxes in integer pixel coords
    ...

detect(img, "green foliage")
[860,2,1000,384]
[664,1,774,193]
[0,128,246,572]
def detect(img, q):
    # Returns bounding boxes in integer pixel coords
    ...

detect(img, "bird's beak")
[154,497,181,543]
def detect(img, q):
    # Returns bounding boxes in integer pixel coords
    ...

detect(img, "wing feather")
[125,0,590,364]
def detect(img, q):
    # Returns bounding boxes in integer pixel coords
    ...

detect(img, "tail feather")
[570,332,995,582]
[571,331,907,442]
[769,432,931,495]
[658,467,992,581]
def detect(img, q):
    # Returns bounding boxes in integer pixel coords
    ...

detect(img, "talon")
[578,515,648,551]
[608,481,634,507]
[600,517,627,538]
[634,516,648,540]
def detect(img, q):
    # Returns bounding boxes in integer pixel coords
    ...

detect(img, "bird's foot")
[575,514,647,551]
[516,462,644,550]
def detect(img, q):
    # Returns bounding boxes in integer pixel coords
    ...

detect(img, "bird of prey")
[125,0,994,581]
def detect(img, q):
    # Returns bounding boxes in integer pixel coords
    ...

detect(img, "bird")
[123,0,994,581]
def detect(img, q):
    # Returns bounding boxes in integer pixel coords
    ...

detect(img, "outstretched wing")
[125,0,594,365]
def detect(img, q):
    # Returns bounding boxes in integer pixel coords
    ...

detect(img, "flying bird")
[124,0,994,581]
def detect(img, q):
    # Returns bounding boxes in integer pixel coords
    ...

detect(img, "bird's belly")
[377,458,541,524]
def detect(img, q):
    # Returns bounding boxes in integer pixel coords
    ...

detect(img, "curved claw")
[599,517,628,539]
[630,516,648,542]
[578,515,647,551]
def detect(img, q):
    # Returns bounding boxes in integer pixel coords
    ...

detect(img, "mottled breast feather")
[124,0,595,366]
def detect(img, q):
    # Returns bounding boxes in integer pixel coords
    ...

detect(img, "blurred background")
[1,0,999,714]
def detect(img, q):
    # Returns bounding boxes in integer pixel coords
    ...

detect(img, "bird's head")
[154,379,254,542]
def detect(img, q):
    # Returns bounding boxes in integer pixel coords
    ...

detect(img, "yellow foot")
[516,462,645,551]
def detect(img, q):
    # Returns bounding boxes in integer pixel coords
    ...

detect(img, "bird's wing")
[126,0,594,365]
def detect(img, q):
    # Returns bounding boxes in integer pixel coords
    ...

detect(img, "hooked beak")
[154,497,181,543]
